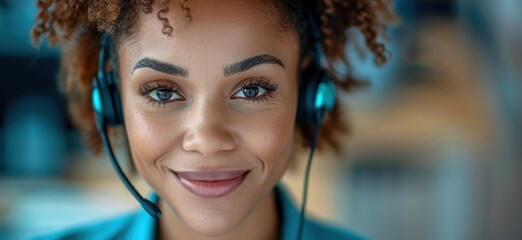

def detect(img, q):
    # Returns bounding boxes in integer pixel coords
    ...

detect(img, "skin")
[117,0,300,239]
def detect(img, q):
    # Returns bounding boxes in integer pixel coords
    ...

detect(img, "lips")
[173,170,249,198]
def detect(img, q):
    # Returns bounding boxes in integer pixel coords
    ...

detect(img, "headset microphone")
[92,33,161,219]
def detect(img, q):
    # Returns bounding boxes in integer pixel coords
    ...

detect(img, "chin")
[173,201,251,237]
[188,218,241,237]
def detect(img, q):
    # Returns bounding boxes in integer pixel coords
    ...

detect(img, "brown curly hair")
[32,0,395,154]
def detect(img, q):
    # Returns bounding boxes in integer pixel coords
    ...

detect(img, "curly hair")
[32,0,395,154]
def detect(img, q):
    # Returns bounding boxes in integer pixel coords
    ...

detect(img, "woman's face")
[117,0,299,236]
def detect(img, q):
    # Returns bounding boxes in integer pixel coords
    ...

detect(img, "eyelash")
[137,80,182,108]
[137,78,278,109]
[235,78,278,103]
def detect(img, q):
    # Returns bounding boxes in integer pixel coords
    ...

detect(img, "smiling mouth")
[172,170,250,198]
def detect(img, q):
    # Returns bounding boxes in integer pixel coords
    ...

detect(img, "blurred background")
[0,0,521,239]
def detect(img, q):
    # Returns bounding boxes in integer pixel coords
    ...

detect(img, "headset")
[91,33,161,219]
[91,6,335,240]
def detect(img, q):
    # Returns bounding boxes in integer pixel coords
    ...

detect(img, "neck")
[158,190,280,240]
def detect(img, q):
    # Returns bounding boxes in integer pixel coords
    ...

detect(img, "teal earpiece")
[91,33,124,130]
[314,80,336,111]
[92,88,103,114]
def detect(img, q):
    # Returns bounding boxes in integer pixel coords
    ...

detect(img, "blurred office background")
[1,0,521,239]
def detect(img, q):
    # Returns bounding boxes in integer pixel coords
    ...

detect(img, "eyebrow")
[132,58,189,77]
[223,54,285,77]
[132,54,284,77]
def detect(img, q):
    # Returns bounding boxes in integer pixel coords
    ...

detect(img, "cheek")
[119,75,182,173]
[257,112,295,160]
[121,100,180,179]
[124,110,160,171]
[257,80,298,173]
[242,101,298,179]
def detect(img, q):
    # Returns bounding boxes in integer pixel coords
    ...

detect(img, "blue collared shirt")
[32,185,366,240]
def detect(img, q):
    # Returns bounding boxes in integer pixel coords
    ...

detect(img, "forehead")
[118,0,299,69]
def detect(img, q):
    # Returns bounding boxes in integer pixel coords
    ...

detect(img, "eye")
[234,86,267,99]
[138,80,185,109]
[148,89,183,101]
[231,78,278,102]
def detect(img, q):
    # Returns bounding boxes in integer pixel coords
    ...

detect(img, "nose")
[182,99,236,157]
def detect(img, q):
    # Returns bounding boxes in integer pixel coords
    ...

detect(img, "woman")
[31,0,394,239]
